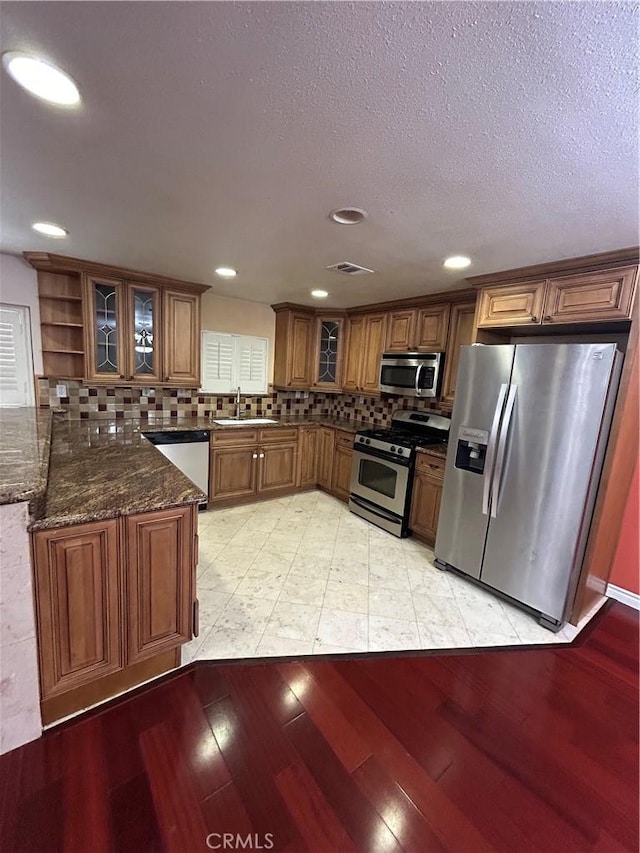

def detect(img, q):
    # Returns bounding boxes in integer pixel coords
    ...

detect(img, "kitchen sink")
[212,418,279,425]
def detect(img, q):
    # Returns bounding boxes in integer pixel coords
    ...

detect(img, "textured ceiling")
[0,1,637,308]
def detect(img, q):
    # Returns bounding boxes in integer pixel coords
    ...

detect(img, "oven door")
[350,448,410,516]
[379,354,441,397]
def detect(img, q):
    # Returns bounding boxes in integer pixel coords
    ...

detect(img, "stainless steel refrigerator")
[434,343,622,630]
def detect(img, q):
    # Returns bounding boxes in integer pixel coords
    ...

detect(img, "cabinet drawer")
[416,453,446,478]
[335,430,355,448]
[259,427,299,444]
[210,429,258,446]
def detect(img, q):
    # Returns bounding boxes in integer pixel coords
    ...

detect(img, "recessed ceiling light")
[443,255,472,270]
[32,221,68,238]
[215,267,237,278]
[311,289,329,299]
[329,207,368,225]
[2,52,81,106]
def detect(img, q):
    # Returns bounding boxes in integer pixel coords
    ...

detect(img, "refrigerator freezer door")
[480,343,620,622]
[435,345,515,578]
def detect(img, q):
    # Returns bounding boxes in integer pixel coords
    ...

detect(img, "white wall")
[0,253,42,374]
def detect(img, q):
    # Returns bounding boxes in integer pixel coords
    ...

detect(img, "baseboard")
[606,583,640,611]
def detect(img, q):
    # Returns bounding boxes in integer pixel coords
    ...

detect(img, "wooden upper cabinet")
[476,281,546,328]
[83,274,128,381]
[415,303,451,350]
[343,312,386,394]
[313,316,344,392]
[361,313,387,394]
[33,519,122,699]
[125,507,193,665]
[440,300,476,408]
[273,308,314,389]
[385,303,450,352]
[163,290,200,386]
[343,315,365,392]
[126,283,163,384]
[544,266,637,324]
[385,309,416,352]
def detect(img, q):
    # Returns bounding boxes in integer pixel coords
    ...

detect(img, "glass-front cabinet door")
[313,316,344,392]
[83,275,127,381]
[127,284,162,383]
[83,275,163,383]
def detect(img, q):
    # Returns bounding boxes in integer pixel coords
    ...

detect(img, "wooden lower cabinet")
[210,445,257,503]
[125,507,193,665]
[298,426,318,486]
[32,519,122,699]
[317,427,335,490]
[32,506,197,709]
[332,443,353,501]
[258,443,298,493]
[409,454,446,544]
[209,428,299,503]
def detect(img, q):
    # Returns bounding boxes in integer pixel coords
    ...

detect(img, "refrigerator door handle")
[414,363,424,397]
[490,384,518,518]
[482,383,509,515]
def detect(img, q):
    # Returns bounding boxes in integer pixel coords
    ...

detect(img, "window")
[0,305,35,407]
[201,331,268,395]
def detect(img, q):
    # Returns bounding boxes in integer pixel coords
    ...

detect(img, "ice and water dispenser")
[454,426,489,474]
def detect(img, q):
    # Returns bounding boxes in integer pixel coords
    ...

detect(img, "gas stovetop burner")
[354,411,451,458]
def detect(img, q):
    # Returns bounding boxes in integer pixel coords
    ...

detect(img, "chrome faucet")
[235,386,241,420]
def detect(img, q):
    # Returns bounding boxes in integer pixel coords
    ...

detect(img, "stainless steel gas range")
[349,410,451,537]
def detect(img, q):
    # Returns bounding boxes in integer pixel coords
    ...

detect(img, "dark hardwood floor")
[1,601,637,852]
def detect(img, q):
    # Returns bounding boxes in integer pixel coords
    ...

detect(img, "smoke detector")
[326,261,374,276]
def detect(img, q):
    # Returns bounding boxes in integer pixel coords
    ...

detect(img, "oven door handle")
[414,363,424,397]
[349,495,401,523]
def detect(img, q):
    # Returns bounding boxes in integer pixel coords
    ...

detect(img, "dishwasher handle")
[144,430,210,445]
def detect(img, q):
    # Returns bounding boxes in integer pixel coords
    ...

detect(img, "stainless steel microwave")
[379,352,443,397]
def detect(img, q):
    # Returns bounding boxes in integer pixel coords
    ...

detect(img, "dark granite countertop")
[30,419,206,531]
[135,415,369,434]
[0,408,52,508]
[22,414,379,531]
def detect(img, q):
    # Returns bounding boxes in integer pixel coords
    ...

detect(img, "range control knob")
[358,435,365,442]
[397,447,404,455]
[365,438,371,445]
[390,446,396,453]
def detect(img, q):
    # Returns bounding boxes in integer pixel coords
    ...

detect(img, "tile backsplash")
[37,378,446,426]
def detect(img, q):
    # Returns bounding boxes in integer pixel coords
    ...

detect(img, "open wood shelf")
[41,321,84,327]
[42,348,85,355]
[39,295,83,303]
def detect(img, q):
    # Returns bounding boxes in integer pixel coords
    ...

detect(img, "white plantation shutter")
[0,305,34,407]
[201,332,235,392]
[201,331,268,395]
[237,336,268,394]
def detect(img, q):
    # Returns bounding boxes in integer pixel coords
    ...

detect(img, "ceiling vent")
[326,261,375,276]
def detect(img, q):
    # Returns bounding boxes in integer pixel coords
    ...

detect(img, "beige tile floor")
[183,490,603,663]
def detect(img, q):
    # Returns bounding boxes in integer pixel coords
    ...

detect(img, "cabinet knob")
[252,453,258,459]
[119,374,125,379]
[259,452,265,458]
[544,315,552,322]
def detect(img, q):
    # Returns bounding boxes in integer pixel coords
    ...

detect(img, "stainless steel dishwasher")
[144,430,210,500]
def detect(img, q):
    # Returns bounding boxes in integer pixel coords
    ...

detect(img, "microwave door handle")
[482,383,508,515]
[490,384,517,518]
[414,363,424,397]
